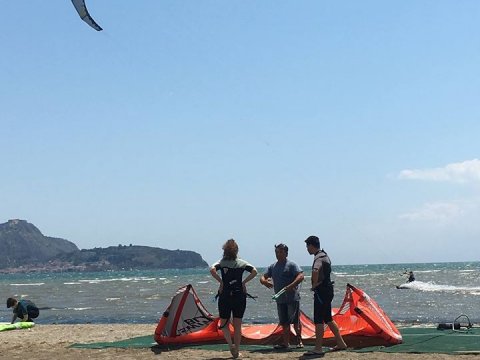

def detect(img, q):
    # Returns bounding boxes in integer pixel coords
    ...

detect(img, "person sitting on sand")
[7,297,39,323]
[210,239,257,359]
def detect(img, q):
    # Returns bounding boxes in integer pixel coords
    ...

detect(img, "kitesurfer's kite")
[154,284,403,347]
[71,0,103,31]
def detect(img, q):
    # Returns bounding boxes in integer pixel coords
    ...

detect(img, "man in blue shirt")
[260,243,304,349]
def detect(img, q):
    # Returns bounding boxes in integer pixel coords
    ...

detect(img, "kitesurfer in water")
[303,235,347,357]
[210,239,257,359]
[406,271,415,283]
[7,297,39,323]
[260,243,304,349]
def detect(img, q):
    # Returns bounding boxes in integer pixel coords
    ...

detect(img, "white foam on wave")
[10,283,45,286]
[398,281,480,292]
[336,273,383,277]
[68,307,93,311]
[414,270,442,274]
[127,277,156,282]
[105,298,121,301]
[78,277,156,284]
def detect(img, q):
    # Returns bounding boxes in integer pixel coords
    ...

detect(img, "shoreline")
[0,324,477,360]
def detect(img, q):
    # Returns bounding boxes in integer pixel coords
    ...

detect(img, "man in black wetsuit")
[303,235,347,357]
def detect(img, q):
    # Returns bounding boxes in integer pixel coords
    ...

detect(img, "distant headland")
[0,219,208,273]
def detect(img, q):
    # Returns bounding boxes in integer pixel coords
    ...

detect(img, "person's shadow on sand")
[151,345,322,359]
[150,347,230,360]
[150,345,226,359]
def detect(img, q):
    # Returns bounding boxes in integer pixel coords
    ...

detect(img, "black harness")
[314,250,334,289]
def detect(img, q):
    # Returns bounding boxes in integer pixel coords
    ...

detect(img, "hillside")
[0,219,78,268]
[56,245,208,270]
[0,219,207,272]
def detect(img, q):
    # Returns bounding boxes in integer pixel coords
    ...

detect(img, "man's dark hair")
[6,297,16,308]
[304,235,320,248]
[275,243,288,254]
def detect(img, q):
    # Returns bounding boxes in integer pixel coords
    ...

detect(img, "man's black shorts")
[218,293,247,319]
[277,301,300,325]
[28,307,39,319]
[313,287,334,324]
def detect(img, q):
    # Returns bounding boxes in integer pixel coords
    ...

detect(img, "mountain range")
[0,219,208,272]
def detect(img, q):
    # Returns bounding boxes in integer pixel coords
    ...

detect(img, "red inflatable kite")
[154,283,402,348]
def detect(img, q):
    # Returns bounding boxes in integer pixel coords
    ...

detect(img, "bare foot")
[230,345,240,358]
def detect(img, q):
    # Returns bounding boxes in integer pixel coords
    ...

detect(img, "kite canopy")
[71,0,103,31]
[0,322,35,332]
[154,283,402,348]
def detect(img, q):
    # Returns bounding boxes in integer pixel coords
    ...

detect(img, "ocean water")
[1,262,479,326]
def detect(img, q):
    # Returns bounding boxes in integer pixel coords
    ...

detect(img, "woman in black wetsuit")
[210,239,257,359]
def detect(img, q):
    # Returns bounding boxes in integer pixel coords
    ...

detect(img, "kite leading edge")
[71,0,103,31]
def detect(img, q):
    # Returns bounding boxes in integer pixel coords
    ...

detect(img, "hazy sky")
[1,1,480,267]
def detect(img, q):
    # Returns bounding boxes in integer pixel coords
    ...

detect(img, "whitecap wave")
[77,277,156,284]
[336,273,383,277]
[397,281,480,292]
[10,283,45,286]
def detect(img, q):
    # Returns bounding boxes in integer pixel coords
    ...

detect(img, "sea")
[1,261,479,326]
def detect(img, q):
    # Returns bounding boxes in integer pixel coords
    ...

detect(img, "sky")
[1,1,480,267]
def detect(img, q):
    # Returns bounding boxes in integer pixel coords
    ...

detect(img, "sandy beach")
[0,324,476,360]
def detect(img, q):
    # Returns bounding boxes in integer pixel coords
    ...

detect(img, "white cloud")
[399,201,464,223]
[398,159,480,183]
